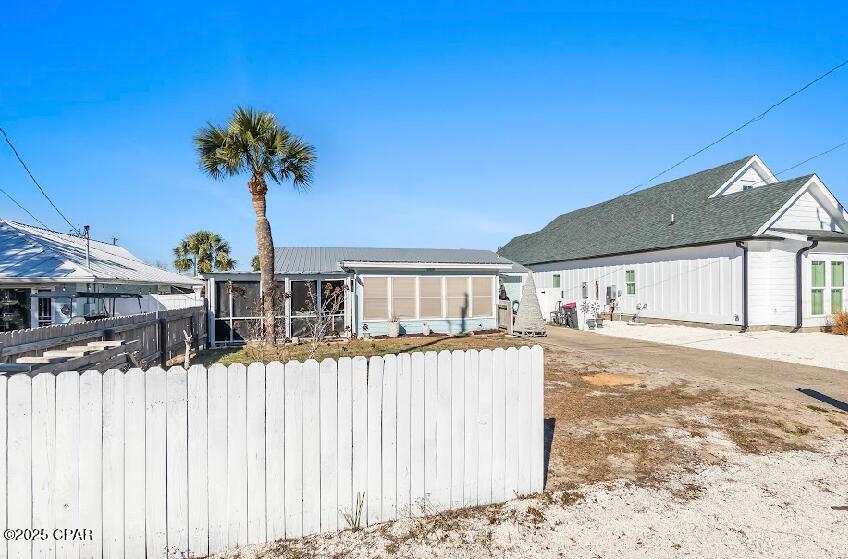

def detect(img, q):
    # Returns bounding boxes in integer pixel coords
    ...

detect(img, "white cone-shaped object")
[513,272,546,336]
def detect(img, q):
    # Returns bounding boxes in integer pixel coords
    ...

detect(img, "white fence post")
[0,345,545,559]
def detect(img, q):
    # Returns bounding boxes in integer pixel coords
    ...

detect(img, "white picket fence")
[0,345,544,559]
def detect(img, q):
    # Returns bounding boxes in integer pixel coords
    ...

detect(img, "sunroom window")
[833,262,844,314]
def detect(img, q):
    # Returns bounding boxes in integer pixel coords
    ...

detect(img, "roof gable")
[499,156,814,265]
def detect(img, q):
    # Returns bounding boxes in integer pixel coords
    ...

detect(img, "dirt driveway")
[544,325,848,408]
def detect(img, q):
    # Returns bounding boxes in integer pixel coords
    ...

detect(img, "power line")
[0,185,51,229]
[622,56,848,196]
[0,126,81,235]
[774,141,847,177]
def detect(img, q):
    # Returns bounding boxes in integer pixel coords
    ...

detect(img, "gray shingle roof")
[274,247,516,274]
[0,220,202,285]
[499,156,812,265]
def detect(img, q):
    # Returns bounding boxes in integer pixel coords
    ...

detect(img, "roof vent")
[670,213,675,225]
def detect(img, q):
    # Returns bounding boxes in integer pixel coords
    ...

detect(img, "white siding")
[722,167,769,195]
[772,190,844,232]
[530,243,744,326]
[747,241,800,327]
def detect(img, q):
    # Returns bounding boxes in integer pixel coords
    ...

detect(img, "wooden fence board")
[187,364,209,557]
[477,349,493,505]
[491,348,506,503]
[450,350,465,510]
[517,347,532,495]
[8,374,32,559]
[396,353,412,517]
[366,356,383,524]
[319,359,338,532]
[166,367,189,553]
[410,352,426,516]
[102,370,124,558]
[123,369,146,558]
[226,364,248,546]
[265,361,286,541]
[246,363,267,544]
[381,354,398,521]
[463,350,479,507]
[144,367,166,559]
[55,372,80,559]
[31,373,56,559]
[301,360,321,536]
[350,357,368,525]
[336,357,353,527]
[435,350,451,511]
[283,361,303,539]
[207,364,228,553]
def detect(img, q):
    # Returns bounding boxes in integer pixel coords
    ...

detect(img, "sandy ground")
[206,334,848,559]
[212,440,848,559]
[592,321,848,371]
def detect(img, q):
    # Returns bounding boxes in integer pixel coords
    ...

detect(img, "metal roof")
[499,156,815,265]
[273,246,520,274]
[0,220,202,286]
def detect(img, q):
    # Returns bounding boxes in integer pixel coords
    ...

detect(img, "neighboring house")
[203,247,518,346]
[0,220,203,331]
[499,155,848,331]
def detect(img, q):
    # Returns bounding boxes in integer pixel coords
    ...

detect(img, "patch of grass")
[195,333,527,365]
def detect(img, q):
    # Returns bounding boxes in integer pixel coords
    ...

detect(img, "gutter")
[735,242,748,332]
[794,240,819,331]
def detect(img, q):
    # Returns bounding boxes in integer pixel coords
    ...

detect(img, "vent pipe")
[670,213,675,225]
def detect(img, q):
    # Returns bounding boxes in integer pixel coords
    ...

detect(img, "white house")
[203,247,518,346]
[0,219,203,331]
[499,155,848,331]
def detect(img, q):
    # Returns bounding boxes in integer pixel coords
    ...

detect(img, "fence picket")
[283,361,303,539]
[207,364,228,553]
[8,373,32,559]
[463,350,479,507]
[410,352,426,516]
[530,346,545,493]
[32,373,56,559]
[381,354,398,521]
[504,347,519,497]
[302,360,321,535]
[102,370,125,558]
[450,350,465,510]
[517,347,532,495]
[145,367,167,558]
[367,356,383,524]
[124,369,146,558]
[350,357,368,524]
[396,353,412,517]
[319,359,339,532]
[435,350,451,511]
[477,349,493,505]
[336,357,353,527]
[0,345,544,558]
[265,361,286,541]
[187,364,209,557]
[166,367,189,553]
[226,364,248,546]
[246,363,267,544]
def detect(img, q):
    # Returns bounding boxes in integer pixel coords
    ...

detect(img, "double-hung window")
[625,270,636,295]
[832,261,845,314]
[811,261,825,315]
[552,274,561,288]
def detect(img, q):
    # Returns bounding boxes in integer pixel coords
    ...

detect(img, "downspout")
[735,242,749,332]
[794,240,819,332]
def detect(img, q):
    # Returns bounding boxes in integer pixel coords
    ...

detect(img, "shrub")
[832,310,848,335]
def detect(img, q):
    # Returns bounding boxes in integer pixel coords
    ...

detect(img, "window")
[37,296,52,327]
[833,262,845,314]
[811,261,825,315]
[363,277,389,320]
[391,277,417,319]
[446,277,470,318]
[552,274,561,288]
[625,270,636,295]
[471,277,493,317]
[419,277,443,318]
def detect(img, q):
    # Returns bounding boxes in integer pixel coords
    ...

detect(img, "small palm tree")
[195,107,316,344]
[173,230,236,275]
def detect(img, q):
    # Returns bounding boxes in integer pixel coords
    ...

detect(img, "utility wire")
[774,141,847,177]
[622,56,848,196]
[0,185,51,229]
[0,126,81,235]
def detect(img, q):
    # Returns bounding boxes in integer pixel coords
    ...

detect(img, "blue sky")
[2,2,847,268]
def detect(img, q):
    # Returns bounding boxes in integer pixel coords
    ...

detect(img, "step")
[64,346,99,355]
[16,355,69,364]
[86,340,125,349]
[43,349,88,358]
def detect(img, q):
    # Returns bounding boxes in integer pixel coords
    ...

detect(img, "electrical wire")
[774,141,847,177]
[0,185,51,229]
[0,126,81,235]
[621,56,848,196]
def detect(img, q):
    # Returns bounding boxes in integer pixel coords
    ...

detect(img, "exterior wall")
[354,270,499,337]
[747,240,800,327]
[772,190,844,232]
[529,243,744,326]
[802,242,848,328]
[722,167,768,195]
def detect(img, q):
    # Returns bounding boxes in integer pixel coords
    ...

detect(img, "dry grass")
[832,310,848,335]
[193,333,527,366]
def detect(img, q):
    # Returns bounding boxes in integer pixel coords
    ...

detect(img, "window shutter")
[471,277,493,317]
[446,277,470,318]
[363,277,389,320]
[391,277,417,319]
[419,277,443,318]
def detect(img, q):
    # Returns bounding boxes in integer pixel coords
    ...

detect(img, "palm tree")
[251,255,260,272]
[195,107,316,344]
[173,230,236,275]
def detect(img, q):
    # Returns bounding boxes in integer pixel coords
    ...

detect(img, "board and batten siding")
[747,240,801,327]
[0,346,544,559]
[530,243,744,326]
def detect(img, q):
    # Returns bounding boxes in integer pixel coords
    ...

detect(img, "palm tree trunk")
[249,174,277,344]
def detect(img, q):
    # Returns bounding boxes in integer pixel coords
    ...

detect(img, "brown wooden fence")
[0,306,207,372]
